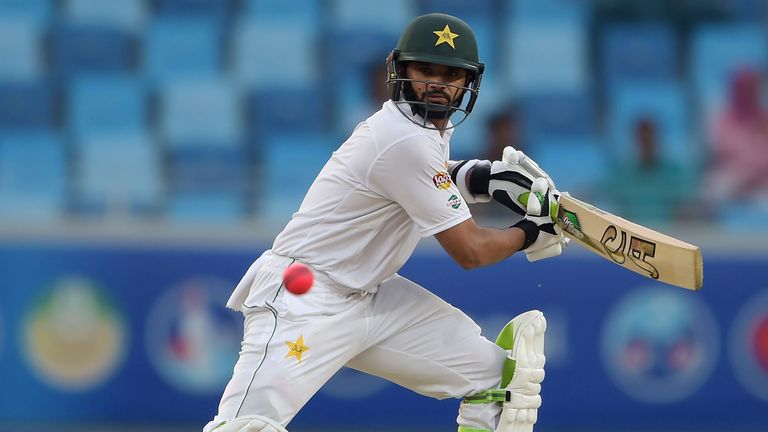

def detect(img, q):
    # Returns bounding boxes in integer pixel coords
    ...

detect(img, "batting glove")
[513,177,569,262]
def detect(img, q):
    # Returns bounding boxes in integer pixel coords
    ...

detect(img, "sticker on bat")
[600,225,660,279]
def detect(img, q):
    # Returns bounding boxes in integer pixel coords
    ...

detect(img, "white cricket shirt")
[271,101,472,291]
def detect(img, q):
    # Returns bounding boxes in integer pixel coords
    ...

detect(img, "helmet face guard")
[387,49,483,130]
[385,13,485,130]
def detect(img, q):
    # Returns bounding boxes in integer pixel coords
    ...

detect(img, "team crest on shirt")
[447,194,462,209]
[432,171,452,189]
[285,335,309,363]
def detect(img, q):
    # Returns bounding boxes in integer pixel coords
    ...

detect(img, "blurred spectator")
[470,107,523,222]
[367,60,391,107]
[607,116,696,223]
[481,107,522,162]
[706,68,768,203]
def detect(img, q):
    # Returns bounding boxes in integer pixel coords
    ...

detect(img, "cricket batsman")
[205,13,567,432]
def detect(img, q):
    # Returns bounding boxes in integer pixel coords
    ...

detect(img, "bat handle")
[519,156,557,191]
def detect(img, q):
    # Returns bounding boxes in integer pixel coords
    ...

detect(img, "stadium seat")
[0,0,51,23]
[608,81,692,166]
[70,75,146,137]
[144,18,221,84]
[719,201,768,232]
[601,23,678,91]
[529,137,606,197]
[507,0,588,23]
[504,20,588,95]
[247,87,328,140]
[722,0,766,21]
[0,132,66,221]
[324,30,395,78]
[259,135,335,220]
[154,0,234,20]
[0,81,54,130]
[64,0,146,32]
[160,78,242,146]
[168,146,247,193]
[53,25,134,80]
[233,18,317,89]
[167,146,247,223]
[0,19,43,80]
[330,0,415,33]
[75,133,162,215]
[334,70,385,137]
[690,24,767,116]
[242,0,319,26]
[520,91,595,144]
[418,0,495,20]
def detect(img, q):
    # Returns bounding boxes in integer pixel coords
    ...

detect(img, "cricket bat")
[509,148,703,290]
[556,194,703,290]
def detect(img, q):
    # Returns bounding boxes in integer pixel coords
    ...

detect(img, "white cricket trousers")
[204,253,507,431]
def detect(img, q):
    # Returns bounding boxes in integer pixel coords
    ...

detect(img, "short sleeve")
[368,137,472,237]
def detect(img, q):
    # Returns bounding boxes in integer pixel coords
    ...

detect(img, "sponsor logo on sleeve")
[447,194,462,209]
[433,171,452,189]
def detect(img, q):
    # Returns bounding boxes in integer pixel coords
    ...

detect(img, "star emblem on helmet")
[433,24,459,49]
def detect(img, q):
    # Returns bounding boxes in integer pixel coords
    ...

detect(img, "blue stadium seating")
[608,81,692,165]
[324,30,395,79]
[260,135,336,220]
[161,79,242,146]
[65,0,146,32]
[0,132,65,221]
[601,23,678,91]
[0,81,54,130]
[719,201,768,232]
[334,70,385,137]
[0,19,43,80]
[169,146,247,193]
[520,91,595,145]
[330,0,415,33]
[529,137,606,197]
[75,133,162,215]
[234,19,318,89]
[0,0,50,23]
[154,0,234,19]
[504,20,588,95]
[53,25,134,80]
[418,0,495,19]
[70,75,146,137]
[507,0,588,22]
[167,146,248,223]
[690,24,767,116]
[242,0,319,25]
[722,0,766,21]
[248,87,328,141]
[144,18,221,84]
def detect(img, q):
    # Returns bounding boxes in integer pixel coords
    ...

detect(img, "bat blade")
[556,194,703,290]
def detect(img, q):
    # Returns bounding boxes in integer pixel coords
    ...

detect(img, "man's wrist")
[512,219,539,251]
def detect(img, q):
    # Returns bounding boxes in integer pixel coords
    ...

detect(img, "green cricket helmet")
[386,13,485,129]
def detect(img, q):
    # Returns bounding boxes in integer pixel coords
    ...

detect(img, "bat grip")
[519,157,557,190]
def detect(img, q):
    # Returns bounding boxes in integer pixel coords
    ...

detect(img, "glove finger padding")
[489,146,559,216]
[489,161,534,216]
[518,177,567,262]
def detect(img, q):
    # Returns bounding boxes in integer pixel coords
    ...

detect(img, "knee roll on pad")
[210,415,289,432]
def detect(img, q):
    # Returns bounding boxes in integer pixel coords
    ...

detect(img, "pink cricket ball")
[283,262,314,295]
